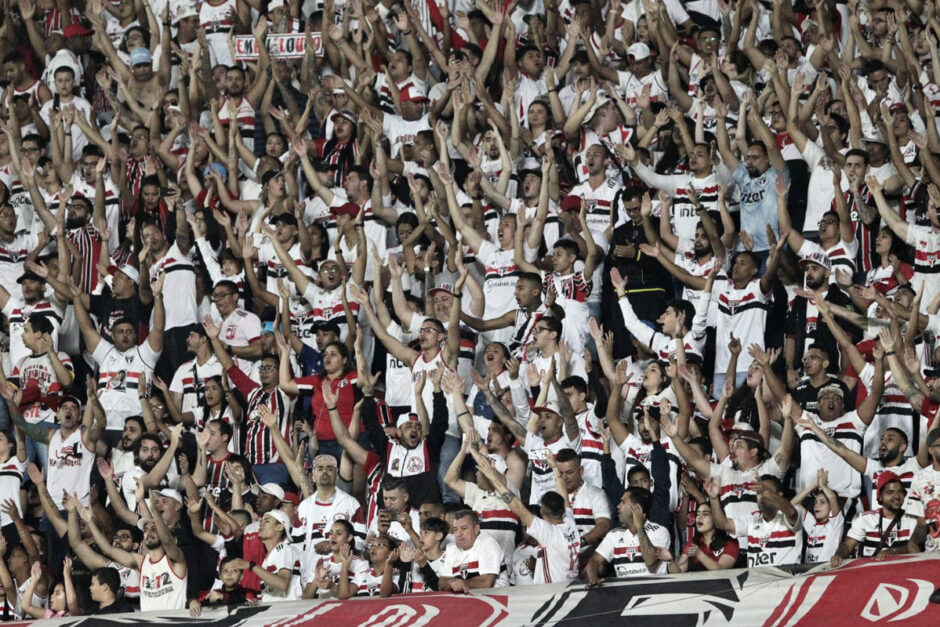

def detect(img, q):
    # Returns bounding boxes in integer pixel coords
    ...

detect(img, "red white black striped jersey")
[463,482,520,562]
[169,355,224,415]
[846,509,916,557]
[595,523,670,577]
[709,456,786,524]
[218,96,256,152]
[440,532,510,587]
[618,433,682,511]
[794,410,867,498]
[864,457,924,504]
[715,279,771,374]
[0,457,25,527]
[802,509,844,564]
[567,483,612,541]
[296,488,365,547]
[569,177,619,238]
[739,510,803,568]
[906,225,940,312]
[203,452,233,532]
[0,231,38,295]
[227,366,294,465]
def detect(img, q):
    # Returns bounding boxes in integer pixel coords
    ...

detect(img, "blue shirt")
[733,163,787,252]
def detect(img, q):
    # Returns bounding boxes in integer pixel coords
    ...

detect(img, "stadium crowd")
[0,0,939,617]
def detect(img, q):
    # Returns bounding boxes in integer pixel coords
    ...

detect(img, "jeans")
[252,462,289,486]
[438,434,462,504]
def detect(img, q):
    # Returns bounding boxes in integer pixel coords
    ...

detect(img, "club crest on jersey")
[406,456,424,473]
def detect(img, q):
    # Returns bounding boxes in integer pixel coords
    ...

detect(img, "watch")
[499,491,514,504]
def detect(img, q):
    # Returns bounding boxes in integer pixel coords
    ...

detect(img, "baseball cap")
[331,109,357,124]
[204,162,228,179]
[627,42,651,60]
[730,428,764,448]
[258,483,285,501]
[429,282,456,298]
[59,395,82,410]
[585,91,611,121]
[63,23,93,38]
[798,251,831,271]
[862,130,887,145]
[153,488,183,505]
[817,384,844,400]
[400,85,430,103]
[17,270,46,284]
[282,492,301,506]
[108,263,139,285]
[313,320,342,335]
[261,169,284,186]
[875,471,902,499]
[261,321,275,334]
[396,412,421,428]
[330,202,360,218]
[129,47,153,67]
[532,400,562,417]
[173,4,198,24]
[267,0,286,10]
[264,509,293,537]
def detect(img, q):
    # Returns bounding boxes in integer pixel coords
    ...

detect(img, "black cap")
[261,169,284,186]
[186,323,208,338]
[17,270,46,284]
[272,212,298,227]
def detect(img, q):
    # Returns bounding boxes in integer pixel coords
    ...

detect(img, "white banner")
[234,33,322,60]
[25,553,940,625]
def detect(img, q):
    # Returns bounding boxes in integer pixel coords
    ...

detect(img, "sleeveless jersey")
[139,553,187,611]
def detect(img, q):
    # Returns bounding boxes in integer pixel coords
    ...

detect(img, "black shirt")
[89,292,151,344]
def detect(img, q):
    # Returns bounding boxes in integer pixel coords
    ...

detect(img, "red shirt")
[295,371,358,441]
[683,536,740,571]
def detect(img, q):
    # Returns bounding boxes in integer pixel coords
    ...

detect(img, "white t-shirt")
[594,523,670,577]
[92,339,160,430]
[902,467,940,552]
[440,532,509,587]
[527,511,581,583]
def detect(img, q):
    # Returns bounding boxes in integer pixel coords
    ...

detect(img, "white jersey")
[150,243,197,330]
[92,339,160,429]
[794,410,867,498]
[463,482,520,563]
[567,483,612,544]
[524,432,582,506]
[802,509,845,563]
[382,321,413,407]
[139,554,187,611]
[714,278,771,374]
[734,510,803,568]
[528,511,580,583]
[709,456,786,524]
[906,225,940,313]
[169,356,224,415]
[0,456,25,526]
[441,532,509,587]
[594,522,670,577]
[218,308,261,376]
[296,489,365,548]
[47,428,95,509]
[199,0,237,66]
[260,542,303,602]
[847,508,917,557]
[0,232,38,296]
[902,467,940,552]
[477,239,529,323]
[617,433,681,511]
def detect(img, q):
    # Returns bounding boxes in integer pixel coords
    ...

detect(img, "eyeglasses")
[319,267,339,275]
[212,292,236,300]
[534,327,551,333]
[113,534,133,541]
[419,327,440,335]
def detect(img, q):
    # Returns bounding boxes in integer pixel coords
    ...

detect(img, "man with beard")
[666,397,796,525]
[102,416,145,487]
[119,429,182,511]
[586,487,670,582]
[91,495,188,611]
[553,448,611,558]
[192,419,236,532]
[831,472,916,564]
[715,95,788,257]
[785,253,859,384]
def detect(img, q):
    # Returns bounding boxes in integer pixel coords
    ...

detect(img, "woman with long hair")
[302,520,367,599]
[664,502,739,572]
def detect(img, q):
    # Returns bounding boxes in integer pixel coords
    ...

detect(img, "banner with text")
[234,33,322,60]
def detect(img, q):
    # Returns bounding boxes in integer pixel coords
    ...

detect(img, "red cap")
[283,492,301,506]
[400,85,430,103]
[876,471,902,499]
[560,195,582,212]
[330,202,360,218]
[63,23,94,38]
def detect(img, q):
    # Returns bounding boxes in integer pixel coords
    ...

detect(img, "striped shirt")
[846,509,916,557]
[227,366,294,465]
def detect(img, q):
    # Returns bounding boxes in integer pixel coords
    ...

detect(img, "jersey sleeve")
[475,536,504,575]
[594,531,616,562]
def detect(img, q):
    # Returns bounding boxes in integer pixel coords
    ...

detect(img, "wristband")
[401,30,412,35]
[885,351,895,356]
[456,411,471,419]
[327,406,337,411]
[248,561,256,570]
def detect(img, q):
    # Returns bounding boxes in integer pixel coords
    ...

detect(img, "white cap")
[627,42,651,60]
[173,4,198,24]
[532,400,562,417]
[586,90,612,121]
[396,412,421,428]
[258,483,285,501]
[153,488,183,505]
[264,509,293,538]
[267,0,286,10]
